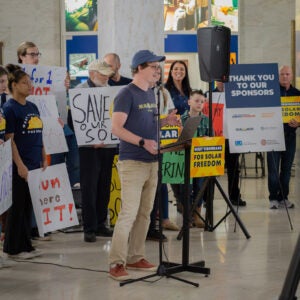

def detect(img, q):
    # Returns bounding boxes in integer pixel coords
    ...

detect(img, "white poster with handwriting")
[69,86,123,146]
[0,140,12,215]
[28,163,78,236]
[21,64,68,122]
[27,95,68,155]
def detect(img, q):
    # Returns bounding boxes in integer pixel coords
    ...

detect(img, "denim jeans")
[267,131,296,201]
[109,160,158,265]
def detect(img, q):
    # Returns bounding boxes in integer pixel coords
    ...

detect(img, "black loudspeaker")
[197,26,231,82]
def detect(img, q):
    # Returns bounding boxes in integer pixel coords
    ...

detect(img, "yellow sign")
[281,96,300,123]
[160,115,181,146]
[190,137,225,177]
[108,155,121,225]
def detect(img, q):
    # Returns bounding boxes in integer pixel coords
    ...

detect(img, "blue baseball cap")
[131,50,166,68]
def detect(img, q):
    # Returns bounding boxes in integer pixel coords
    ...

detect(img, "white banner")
[0,140,12,215]
[21,64,68,122]
[69,86,123,146]
[28,163,78,236]
[28,95,68,155]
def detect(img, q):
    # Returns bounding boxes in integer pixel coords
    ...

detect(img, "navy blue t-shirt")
[113,83,158,162]
[3,99,43,170]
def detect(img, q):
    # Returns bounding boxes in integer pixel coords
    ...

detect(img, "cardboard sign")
[69,86,123,146]
[108,155,121,225]
[162,151,185,184]
[21,64,68,122]
[281,96,300,123]
[27,95,68,155]
[190,137,225,177]
[28,163,78,236]
[0,140,12,215]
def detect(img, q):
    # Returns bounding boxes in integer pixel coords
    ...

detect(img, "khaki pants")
[109,160,158,265]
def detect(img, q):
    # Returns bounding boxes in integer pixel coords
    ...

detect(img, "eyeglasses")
[147,64,160,71]
[25,52,42,58]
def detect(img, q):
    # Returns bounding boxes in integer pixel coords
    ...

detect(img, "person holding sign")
[2,65,47,259]
[181,90,210,228]
[103,53,132,86]
[75,59,116,243]
[108,50,166,281]
[267,65,300,209]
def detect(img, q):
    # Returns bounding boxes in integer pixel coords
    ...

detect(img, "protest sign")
[202,92,226,137]
[28,95,68,154]
[225,63,285,153]
[28,163,78,236]
[21,64,68,122]
[108,155,121,225]
[69,86,123,146]
[0,140,12,215]
[281,96,300,123]
[190,137,225,177]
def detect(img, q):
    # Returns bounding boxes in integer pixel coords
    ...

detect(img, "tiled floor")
[0,162,299,300]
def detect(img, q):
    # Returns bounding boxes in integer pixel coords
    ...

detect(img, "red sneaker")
[109,264,131,281]
[126,259,157,271]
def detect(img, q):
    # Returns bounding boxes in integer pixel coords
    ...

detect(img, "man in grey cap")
[75,59,116,242]
[108,50,165,281]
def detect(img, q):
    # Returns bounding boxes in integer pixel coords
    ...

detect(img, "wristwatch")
[139,138,145,147]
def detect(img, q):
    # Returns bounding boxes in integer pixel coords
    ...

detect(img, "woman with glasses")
[17,41,41,65]
[2,64,47,259]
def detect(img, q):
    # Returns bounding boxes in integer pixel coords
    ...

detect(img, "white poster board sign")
[69,86,123,146]
[28,163,78,236]
[225,63,285,153]
[0,140,12,215]
[21,64,68,122]
[28,95,68,155]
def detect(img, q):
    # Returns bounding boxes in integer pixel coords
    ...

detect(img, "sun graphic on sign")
[27,116,43,129]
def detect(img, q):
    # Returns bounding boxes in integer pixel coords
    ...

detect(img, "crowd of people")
[0,43,299,276]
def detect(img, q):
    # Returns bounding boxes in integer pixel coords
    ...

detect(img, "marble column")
[98,0,164,78]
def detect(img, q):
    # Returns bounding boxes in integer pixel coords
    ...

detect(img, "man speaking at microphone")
[108,50,166,281]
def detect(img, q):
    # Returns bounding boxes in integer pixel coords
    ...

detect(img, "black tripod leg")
[214,178,251,239]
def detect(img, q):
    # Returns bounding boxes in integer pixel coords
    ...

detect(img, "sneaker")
[231,198,247,206]
[109,264,131,281]
[96,227,113,237]
[279,200,295,209]
[126,259,157,272]
[0,257,16,268]
[84,232,96,243]
[8,249,42,260]
[32,233,52,241]
[269,200,279,209]
[146,229,167,242]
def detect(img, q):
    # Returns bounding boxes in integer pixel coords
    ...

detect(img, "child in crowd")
[181,89,210,228]
[3,64,47,259]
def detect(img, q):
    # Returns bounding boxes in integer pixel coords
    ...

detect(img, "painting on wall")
[65,0,98,32]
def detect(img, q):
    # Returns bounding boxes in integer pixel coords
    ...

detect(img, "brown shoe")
[162,220,180,231]
[126,259,157,271]
[109,264,131,281]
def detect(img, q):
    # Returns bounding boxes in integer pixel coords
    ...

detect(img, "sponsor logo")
[260,126,277,131]
[261,139,280,146]
[261,112,275,118]
[232,114,256,118]
[236,127,254,132]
